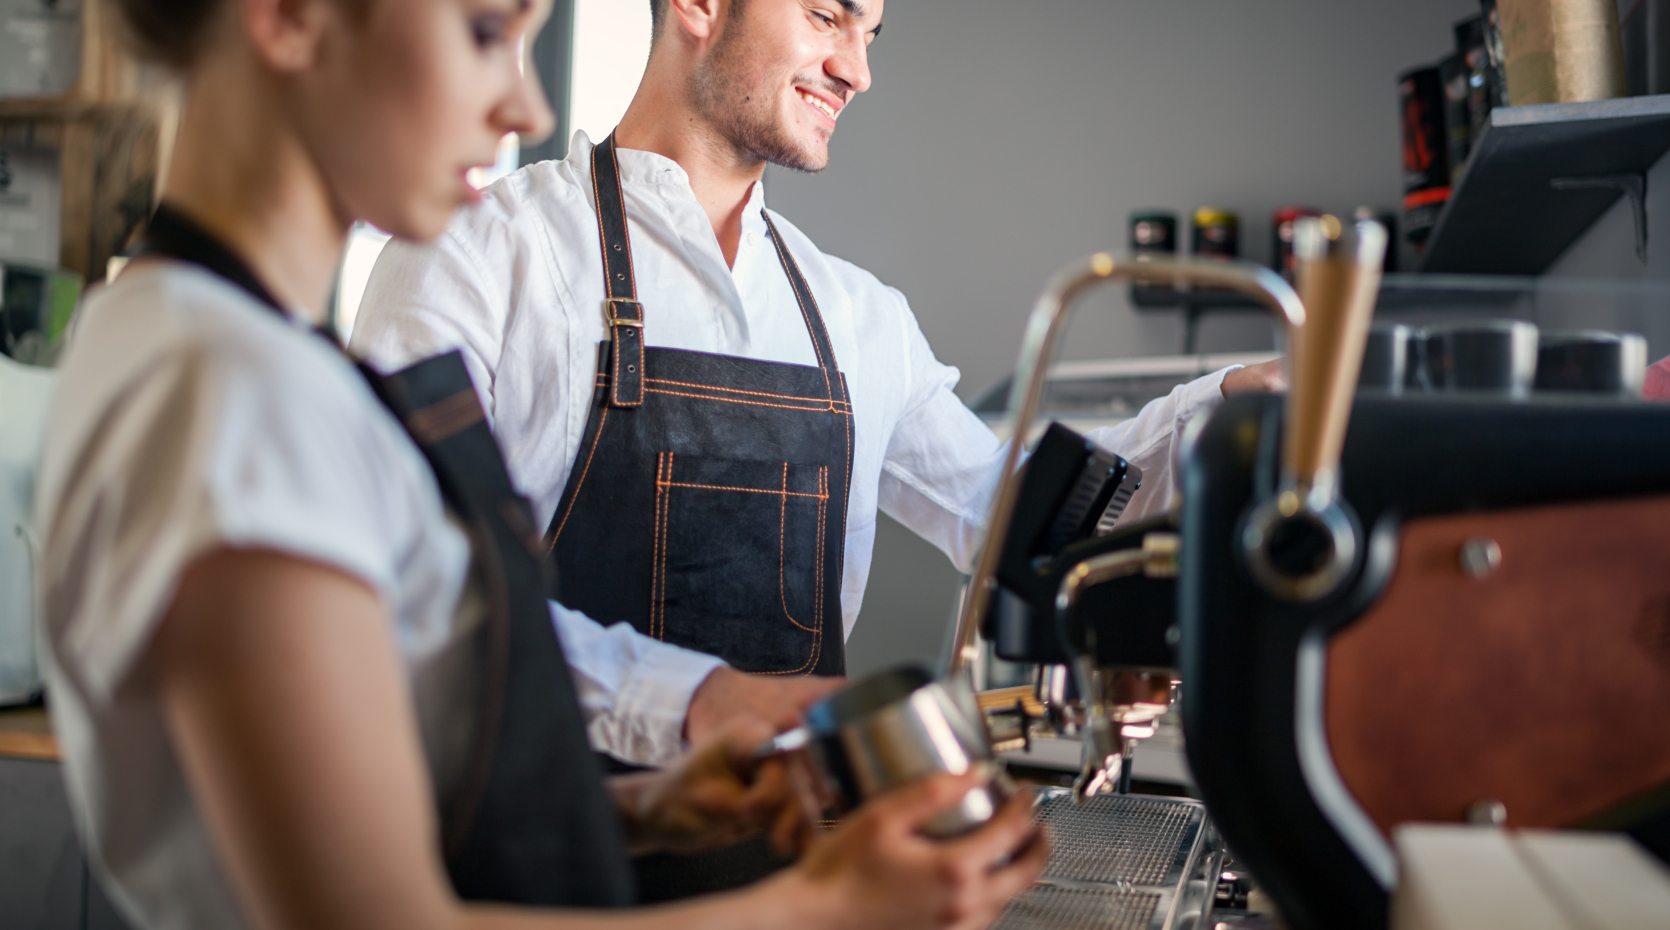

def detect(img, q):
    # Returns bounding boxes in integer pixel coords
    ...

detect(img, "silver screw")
[1466,799,1507,825]
[1459,537,1502,578]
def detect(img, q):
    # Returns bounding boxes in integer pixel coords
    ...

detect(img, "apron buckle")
[604,298,645,328]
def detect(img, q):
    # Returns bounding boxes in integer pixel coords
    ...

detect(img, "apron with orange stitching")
[545,132,850,680]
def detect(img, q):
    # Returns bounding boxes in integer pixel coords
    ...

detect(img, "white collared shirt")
[351,131,1233,766]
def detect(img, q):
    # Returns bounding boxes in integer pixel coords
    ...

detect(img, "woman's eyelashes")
[470,12,510,49]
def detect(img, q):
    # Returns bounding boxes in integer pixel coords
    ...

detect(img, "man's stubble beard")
[690,14,830,174]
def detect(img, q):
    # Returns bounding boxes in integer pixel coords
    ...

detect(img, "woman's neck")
[159,55,350,323]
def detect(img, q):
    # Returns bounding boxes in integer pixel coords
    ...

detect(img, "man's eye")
[812,11,835,26]
[472,14,510,48]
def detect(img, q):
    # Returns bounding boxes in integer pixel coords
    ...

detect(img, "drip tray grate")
[993,885,1161,930]
[1036,793,1197,885]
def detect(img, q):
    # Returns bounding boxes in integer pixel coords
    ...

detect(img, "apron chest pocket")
[652,452,829,674]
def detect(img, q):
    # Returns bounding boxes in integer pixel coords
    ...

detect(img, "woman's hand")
[610,722,820,856]
[770,770,1049,930]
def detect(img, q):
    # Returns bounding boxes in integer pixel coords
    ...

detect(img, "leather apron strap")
[590,133,845,405]
[593,135,647,407]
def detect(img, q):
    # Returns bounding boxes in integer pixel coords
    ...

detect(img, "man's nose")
[827,29,872,96]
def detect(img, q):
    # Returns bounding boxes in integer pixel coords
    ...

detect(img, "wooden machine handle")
[1284,216,1387,499]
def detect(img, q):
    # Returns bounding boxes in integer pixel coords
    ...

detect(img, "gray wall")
[763,0,1483,674]
[767,0,1484,401]
[1551,150,1670,286]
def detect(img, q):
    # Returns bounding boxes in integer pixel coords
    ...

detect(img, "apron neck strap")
[139,204,289,319]
[589,133,844,390]
[591,134,647,407]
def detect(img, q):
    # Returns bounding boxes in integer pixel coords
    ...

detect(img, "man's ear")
[240,0,333,72]
[666,0,725,43]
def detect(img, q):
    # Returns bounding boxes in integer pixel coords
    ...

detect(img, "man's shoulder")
[761,208,906,310]
[447,156,592,250]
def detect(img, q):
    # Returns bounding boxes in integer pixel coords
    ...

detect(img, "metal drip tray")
[994,792,1222,930]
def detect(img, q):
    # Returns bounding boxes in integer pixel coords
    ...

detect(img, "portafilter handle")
[1240,216,1386,602]
[947,256,1305,675]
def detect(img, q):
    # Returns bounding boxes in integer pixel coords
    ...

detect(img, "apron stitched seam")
[642,387,854,413]
[662,481,826,498]
[778,463,818,634]
[814,466,827,666]
[647,377,852,405]
[759,466,823,676]
[547,404,610,549]
[656,452,674,639]
[651,452,664,640]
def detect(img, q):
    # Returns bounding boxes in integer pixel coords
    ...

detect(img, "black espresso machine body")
[1181,392,1670,930]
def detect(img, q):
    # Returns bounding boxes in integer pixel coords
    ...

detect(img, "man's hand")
[610,722,806,856]
[685,666,845,746]
[1221,358,1287,396]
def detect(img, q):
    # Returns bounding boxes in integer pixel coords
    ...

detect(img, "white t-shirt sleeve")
[46,331,412,702]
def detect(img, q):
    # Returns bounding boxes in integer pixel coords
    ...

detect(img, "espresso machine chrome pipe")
[947,255,1306,676]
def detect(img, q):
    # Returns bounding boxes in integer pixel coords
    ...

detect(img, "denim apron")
[542,134,854,897]
[545,133,852,677]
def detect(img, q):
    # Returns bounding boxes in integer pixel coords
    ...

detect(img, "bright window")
[569,0,652,144]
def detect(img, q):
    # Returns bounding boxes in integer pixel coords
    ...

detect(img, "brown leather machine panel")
[1325,493,1670,836]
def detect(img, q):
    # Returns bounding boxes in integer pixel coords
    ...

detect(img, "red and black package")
[1399,65,1451,245]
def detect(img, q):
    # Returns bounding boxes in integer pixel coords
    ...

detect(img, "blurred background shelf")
[1,0,176,284]
[1132,277,1529,312]
[1417,94,1670,275]
[1130,276,1529,350]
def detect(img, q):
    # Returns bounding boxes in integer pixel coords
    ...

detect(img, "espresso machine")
[956,218,1670,930]
[949,245,1316,930]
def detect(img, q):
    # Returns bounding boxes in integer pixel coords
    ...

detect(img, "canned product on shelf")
[1191,207,1239,259]
[1270,206,1322,281]
[1128,210,1178,257]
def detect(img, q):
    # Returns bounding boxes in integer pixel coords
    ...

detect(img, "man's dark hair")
[114,0,222,68]
[650,0,744,45]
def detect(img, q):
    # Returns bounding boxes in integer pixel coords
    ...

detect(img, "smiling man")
[351,0,1280,899]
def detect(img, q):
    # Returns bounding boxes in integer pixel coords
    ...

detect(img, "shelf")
[1130,277,1527,314]
[1417,94,1670,275]
[0,96,152,121]
[0,707,56,761]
